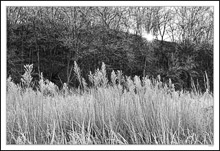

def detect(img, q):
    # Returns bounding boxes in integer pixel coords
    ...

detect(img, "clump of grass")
[74,61,87,91]
[21,64,33,88]
[89,62,108,88]
[38,73,59,97]
[6,62,214,145]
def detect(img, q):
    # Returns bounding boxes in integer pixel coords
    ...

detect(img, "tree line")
[7,6,213,92]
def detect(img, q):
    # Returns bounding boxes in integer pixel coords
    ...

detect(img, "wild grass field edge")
[6,63,213,145]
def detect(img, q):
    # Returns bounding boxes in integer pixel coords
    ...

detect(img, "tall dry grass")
[6,63,214,144]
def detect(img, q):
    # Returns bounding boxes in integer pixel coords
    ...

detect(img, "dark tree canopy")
[7,6,213,92]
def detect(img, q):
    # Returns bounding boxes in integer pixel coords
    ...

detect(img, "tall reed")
[6,63,214,144]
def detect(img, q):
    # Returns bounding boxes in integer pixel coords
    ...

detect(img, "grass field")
[6,63,214,145]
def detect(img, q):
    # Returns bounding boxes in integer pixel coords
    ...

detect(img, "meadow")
[6,63,214,145]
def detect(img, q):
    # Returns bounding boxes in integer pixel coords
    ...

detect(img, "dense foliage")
[6,63,213,144]
[7,6,213,92]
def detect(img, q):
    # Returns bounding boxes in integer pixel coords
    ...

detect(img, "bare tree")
[172,6,213,44]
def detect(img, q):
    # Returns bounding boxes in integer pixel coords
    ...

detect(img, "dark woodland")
[7,6,213,93]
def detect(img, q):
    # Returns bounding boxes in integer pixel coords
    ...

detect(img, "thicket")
[7,7,213,92]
